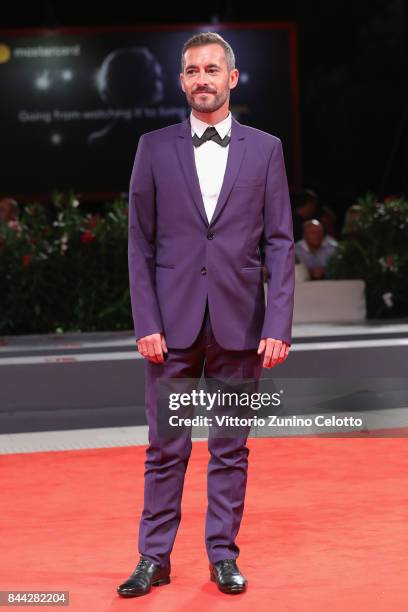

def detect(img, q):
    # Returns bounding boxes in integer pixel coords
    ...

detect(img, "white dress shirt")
[190,110,232,223]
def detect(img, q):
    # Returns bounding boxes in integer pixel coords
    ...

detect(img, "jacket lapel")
[176,114,246,227]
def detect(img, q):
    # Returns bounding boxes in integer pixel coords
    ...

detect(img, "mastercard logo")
[0,44,11,63]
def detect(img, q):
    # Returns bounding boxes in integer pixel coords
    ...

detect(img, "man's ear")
[229,69,239,90]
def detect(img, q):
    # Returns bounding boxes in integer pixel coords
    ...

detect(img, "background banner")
[0,24,299,198]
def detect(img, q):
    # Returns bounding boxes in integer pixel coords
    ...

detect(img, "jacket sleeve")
[128,134,164,342]
[260,138,295,345]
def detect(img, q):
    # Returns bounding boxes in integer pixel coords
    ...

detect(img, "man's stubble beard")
[186,87,230,114]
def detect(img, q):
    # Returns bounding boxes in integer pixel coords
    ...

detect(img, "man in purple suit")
[117,31,295,598]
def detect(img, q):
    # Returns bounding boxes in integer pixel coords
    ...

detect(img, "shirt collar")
[190,110,232,138]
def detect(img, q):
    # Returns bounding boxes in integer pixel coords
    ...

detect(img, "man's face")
[180,43,239,114]
[303,222,324,248]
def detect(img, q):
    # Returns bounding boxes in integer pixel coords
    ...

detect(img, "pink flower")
[8,220,22,233]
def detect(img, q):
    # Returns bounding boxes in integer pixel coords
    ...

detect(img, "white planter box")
[292,279,367,323]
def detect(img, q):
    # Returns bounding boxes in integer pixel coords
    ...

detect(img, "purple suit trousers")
[138,299,263,566]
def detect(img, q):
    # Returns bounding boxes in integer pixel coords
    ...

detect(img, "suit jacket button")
[207,231,214,240]
[201,267,207,275]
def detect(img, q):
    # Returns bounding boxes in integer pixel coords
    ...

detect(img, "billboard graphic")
[0,24,299,198]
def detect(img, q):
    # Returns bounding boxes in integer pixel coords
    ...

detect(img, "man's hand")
[137,332,168,364]
[257,338,290,369]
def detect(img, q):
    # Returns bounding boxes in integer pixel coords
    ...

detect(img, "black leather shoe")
[117,556,171,597]
[209,559,248,594]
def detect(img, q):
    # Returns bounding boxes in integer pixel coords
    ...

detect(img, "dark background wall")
[1,0,406,222]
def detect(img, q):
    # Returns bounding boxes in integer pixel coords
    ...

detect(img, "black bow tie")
[192,126,231,148]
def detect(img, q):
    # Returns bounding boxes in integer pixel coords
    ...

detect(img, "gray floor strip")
[0,425,149,454]
[1,408,408,454]
[1,337,408,366]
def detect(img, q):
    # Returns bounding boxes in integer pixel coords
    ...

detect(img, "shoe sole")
[117,576,171,597]
[210,572,247,594]
[153,577,171,587]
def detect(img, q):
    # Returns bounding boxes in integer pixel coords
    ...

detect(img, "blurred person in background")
[341,204,363,238]
[318,204,338,238]
[292,188,319,241]
[295,218,338,280]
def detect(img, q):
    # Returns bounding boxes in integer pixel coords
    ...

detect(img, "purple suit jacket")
[128,114,295,350]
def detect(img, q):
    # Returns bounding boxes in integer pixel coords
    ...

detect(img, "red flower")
[81,230,96,244]
[22,254,32,267]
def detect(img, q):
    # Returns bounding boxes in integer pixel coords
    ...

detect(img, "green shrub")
[327,192,408,317]
[0,191,131,335]
[1,190,407,335]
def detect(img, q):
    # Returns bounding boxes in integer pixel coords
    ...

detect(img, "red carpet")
[1,438,408,611]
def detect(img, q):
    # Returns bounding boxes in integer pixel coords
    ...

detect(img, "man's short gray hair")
[181,32,236,73]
